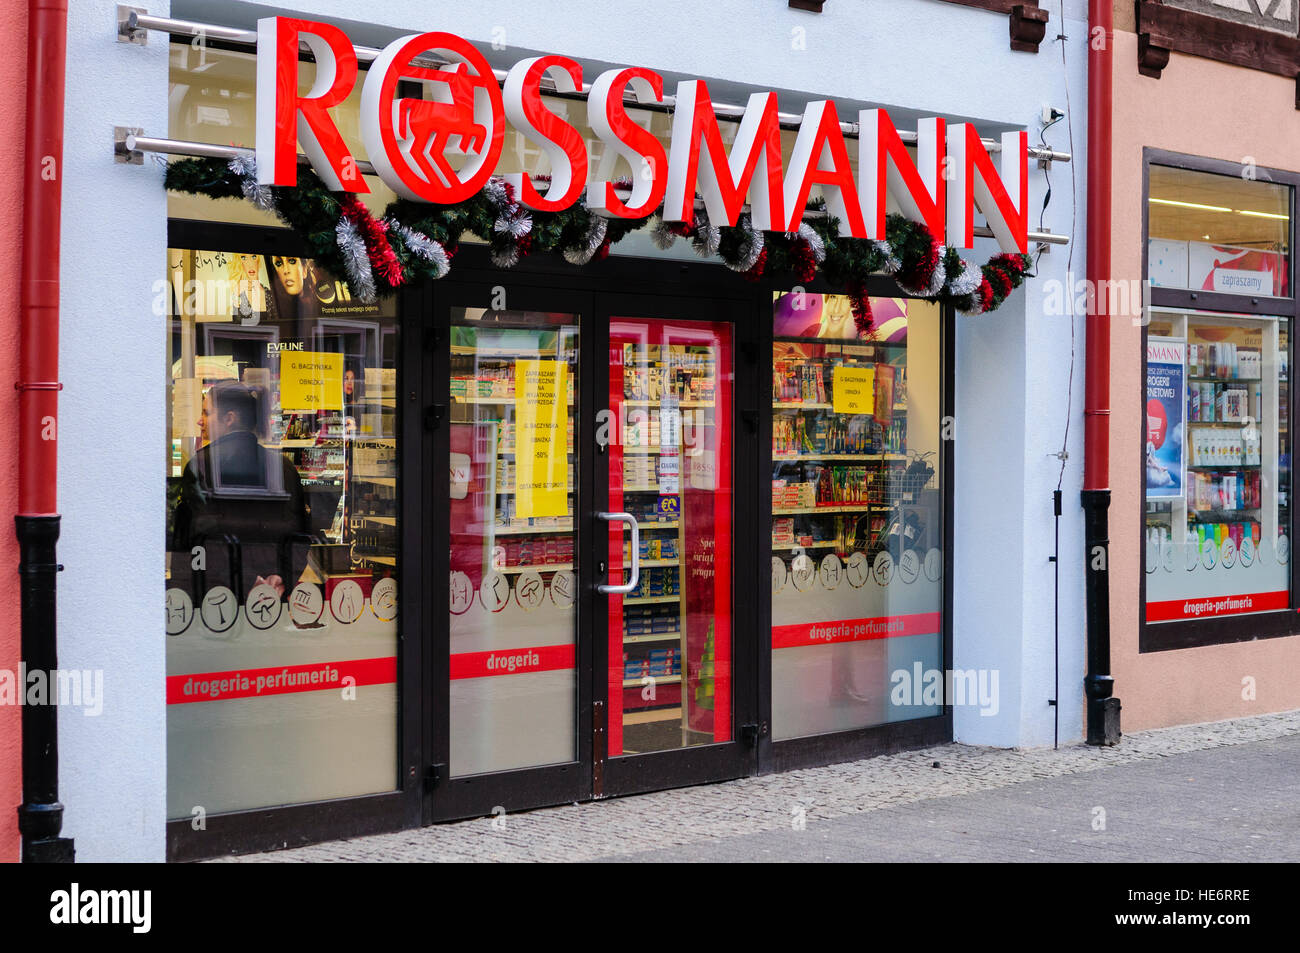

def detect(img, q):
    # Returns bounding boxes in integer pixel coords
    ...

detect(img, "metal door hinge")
[424,763,446,789]
[424,404,446,431]
[741,722,767,747]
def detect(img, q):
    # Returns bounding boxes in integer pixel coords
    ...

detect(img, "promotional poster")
[1146,338,1186,499]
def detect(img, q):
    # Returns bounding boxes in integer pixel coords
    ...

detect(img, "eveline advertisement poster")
[1147,338,1186,499]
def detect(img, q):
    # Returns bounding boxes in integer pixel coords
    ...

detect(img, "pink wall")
[1110,31,1300,730]
[0,0,26,863]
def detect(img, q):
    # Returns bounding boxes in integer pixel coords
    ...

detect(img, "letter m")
[858,109,946,241]
[663,81,786,230]
[945,124,1028,253]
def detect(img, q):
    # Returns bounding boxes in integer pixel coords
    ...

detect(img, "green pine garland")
[164,155,1034,324]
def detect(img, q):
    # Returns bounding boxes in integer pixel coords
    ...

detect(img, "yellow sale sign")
[514,360,568,518]
[280,352,344,412]
[832,365,875,415]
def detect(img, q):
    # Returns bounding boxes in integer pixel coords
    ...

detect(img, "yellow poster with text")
[280,352,344,412]
[515,360,568,518]
[832,365,875,415]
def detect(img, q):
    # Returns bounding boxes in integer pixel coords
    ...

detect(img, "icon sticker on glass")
[245,583,283,630]
[550,570,576,607]
[289,582,324,627]
[370,577,398,622]
[199,585,239,635]
[165,588,194,636]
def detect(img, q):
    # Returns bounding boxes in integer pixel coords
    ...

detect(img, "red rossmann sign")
[254,18,1030,253]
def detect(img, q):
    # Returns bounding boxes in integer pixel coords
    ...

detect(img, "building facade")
[1112,2,1300,726]
[10,0,1096,861]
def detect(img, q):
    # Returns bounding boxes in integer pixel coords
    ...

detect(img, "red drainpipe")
[16,0,73,860]
[1082,0,1119,744]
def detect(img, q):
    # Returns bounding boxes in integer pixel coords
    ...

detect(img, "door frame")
[593,291,760,798]
[424,278,596,822]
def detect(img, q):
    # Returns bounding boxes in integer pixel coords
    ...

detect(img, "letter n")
[858,109,945,240]
[945,124,1027,253]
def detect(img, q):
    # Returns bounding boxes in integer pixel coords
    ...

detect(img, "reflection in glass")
[770,292,944,740]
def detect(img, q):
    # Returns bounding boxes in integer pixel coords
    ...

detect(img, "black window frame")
[1140,147,1300,652]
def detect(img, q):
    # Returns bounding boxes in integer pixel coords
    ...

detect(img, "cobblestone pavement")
[224,710,1300,862]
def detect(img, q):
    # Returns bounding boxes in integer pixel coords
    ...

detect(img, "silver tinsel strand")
[389,220,450,279]
[873,239,901,275]
[227,154,276,211]
[797,223,825,263]
[335,217,377,303]
[490,243,521,269]
[651,217,679,250]
[494,210,533,238]
[949,258,983,298]
[724,216,764,272]
[563,213,607,266]
[925,243,949,297]
[691,207,722,258]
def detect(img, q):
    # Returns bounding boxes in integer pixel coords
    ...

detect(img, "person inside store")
[172,379,313,599]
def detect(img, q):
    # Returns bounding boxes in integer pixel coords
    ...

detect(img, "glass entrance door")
[599,308,750,793]
[433,291,592,819]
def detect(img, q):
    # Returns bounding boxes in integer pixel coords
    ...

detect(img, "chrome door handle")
[597,511,639,595]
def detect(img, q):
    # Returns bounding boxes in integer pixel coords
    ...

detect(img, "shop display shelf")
[452,395,574,406]
[623,632,681,644]
[361,555,397,567]
[487,487,576,495]
[499,562,572,574]
[618,558,679,569]
[451,345,557,357]
[638,521,679,530]
[773,453,898,462]
[622,399,714,408]
[623,595,680,606]
[491,524,575,535]
[357,476,396,487]
[771,541,840,550]
[772,402,832,410]
[621,446,664,454]
[1188,376,1262,383]
[1188,464,1260,470]
[357,515,396,525]
[622,707,682,725]
[772,504,888,515]
[1188,420,1251,428]
[622,675,681,688]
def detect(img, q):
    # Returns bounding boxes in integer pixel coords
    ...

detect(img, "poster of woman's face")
[270,255,306,297]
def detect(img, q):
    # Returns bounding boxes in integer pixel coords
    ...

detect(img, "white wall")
[58,0,172,861]
[56,0,1091,859]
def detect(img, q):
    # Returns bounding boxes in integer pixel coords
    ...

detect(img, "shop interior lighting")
[1151,197,1288,221]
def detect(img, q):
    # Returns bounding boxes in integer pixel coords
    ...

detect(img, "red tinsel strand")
[897,231,941,292]
[848,279,873,336]
[341,195,404,288]
[990,253,1025,277]
[595,238,612,261]
[977,278,995,313]
[517,234,534,258]
[791,239,817,284]
[987,266,1014,300]
[741,247,769,283]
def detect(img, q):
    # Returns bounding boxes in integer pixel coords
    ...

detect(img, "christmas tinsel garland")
[165,155,1033,335]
